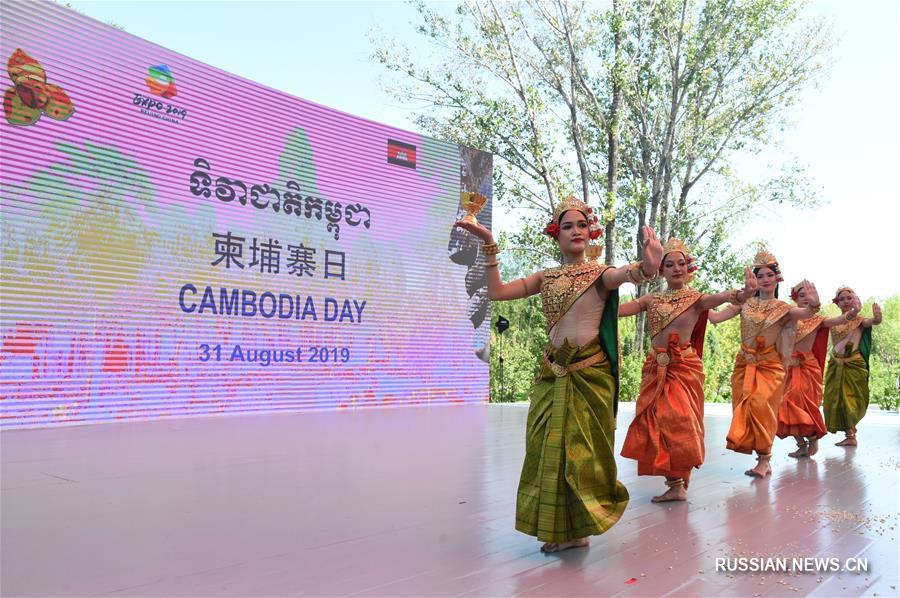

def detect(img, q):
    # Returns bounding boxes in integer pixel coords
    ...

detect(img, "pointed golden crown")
[662,237,692,260]
[752,246,779,269]
[552,195,592,222]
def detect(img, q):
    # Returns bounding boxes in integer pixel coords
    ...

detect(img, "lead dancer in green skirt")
[454,196,662,553]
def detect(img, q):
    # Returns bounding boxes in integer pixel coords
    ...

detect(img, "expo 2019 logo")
[145,64,177,99]
[133,63,187,123]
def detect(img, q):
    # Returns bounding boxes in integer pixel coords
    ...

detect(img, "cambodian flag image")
[387,138,416,169]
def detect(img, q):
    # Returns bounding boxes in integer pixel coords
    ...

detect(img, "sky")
[65,0,899,301]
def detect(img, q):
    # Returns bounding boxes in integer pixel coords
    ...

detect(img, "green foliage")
[489,295,545,402]
[701,317,742,403]
[867,295,900,411]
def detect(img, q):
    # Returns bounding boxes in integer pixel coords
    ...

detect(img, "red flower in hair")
[544,222,560,239]
[589,228,602,240]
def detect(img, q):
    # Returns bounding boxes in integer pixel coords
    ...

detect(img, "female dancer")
[776,282,850,457]
[453,196,662,553]
[823,287,882,447]
[618,238,757,502]
[708,248,821,477]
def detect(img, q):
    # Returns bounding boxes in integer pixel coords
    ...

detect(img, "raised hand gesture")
[453,219,494,244]
[743,267,758,293]
[873,303,883,324]
[800,280,819,307]
[641,225,663,273]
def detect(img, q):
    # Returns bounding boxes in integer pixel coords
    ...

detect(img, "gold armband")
[484,260,499,268]
[626,261,656,285]
[728,289,747,305]
[482,242,500,256]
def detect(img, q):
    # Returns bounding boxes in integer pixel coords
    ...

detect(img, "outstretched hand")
[743,267,758,294]
[453,219,494,244]
[641,225,663,272]
[799,280,819,307]
[873,303,883,324]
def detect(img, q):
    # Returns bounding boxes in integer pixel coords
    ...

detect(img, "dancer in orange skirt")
[619,238,756,502]
[709,248,822,478]
[776,282,851,458]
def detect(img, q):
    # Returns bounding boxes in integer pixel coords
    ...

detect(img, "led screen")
[0,1,492,428]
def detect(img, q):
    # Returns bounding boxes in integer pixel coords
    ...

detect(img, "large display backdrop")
[0,1,492,429]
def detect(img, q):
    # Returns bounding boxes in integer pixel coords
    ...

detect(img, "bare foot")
[835,436,857,447]
[652,485,687,503]
[541,538,589,553]
[807,436,819,456]
[788,445,809,458]
[744,462,772,477]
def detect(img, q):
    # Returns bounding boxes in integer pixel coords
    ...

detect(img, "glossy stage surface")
[2,403,898,597]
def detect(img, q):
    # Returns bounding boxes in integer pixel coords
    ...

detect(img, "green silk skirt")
[515,337,629,543]
[823,346,870,433]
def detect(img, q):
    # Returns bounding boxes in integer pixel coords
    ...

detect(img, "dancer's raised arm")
[786,281,821,321]
[602,225,663,289]
[452,220,542,301]
[709,304,742,324]
[698,267,757,311]
[618,297,648,317]
[859,296,883,328]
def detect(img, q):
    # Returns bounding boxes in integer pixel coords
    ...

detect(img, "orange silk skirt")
[776,350,827,440]
[621,336,705,478]
[726,339,785,455]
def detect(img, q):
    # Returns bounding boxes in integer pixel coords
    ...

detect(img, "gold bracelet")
[626,261,655,284]
[484,261,499,268]
[728,289,741,305]
[482,242,500,256]
[808,303,821,314]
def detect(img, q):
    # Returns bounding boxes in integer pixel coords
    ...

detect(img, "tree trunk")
[605,0,622,265]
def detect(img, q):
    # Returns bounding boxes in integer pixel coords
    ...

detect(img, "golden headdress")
[545,195,602,243]
[552,195,592,222]
[662,238,691,260]
[752,245,783,282]
[660,237,697,281]
[832,285,855,305]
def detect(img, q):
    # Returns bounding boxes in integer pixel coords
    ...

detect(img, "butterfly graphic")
[3,48,75,126]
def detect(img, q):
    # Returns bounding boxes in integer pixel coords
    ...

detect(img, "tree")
[373,0,835,386]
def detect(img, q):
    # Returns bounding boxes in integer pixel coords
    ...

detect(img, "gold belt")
[653,345,694,367]
[545,351,606,378]
[832,354,858,365]
[741,347,775,364]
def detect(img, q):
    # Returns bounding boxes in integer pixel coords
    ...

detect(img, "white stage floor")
[2,403,898,597]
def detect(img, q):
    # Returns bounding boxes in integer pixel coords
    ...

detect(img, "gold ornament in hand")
[460,191,488,225]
